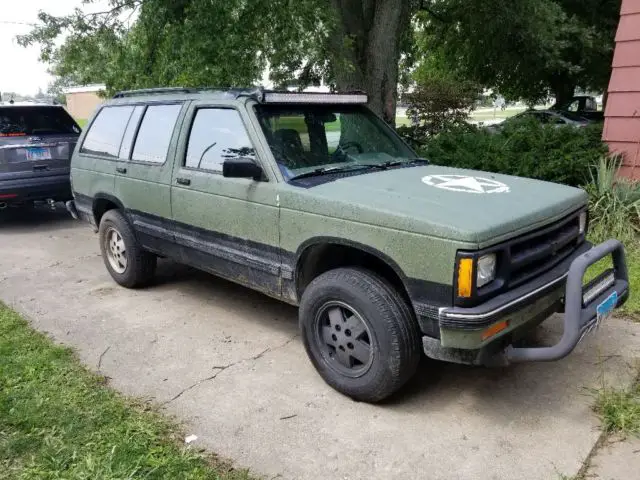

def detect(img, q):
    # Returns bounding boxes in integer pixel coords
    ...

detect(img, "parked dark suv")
[0,102,81,209]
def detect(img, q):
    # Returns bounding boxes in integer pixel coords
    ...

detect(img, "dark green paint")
[70,90,590,353]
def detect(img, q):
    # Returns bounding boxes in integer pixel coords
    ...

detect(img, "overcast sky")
[1,0,110,96]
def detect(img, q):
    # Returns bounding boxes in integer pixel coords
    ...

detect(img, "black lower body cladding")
[70,193,454,314]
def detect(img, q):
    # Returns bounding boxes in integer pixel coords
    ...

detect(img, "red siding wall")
[604,0,640,179]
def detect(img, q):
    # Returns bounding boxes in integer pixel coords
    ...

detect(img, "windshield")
[0,106,81,137]
[254,104,415,179]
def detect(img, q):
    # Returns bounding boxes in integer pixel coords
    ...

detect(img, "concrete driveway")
[1,208,639,480]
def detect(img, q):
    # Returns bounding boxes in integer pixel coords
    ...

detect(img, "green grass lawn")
[594,379,640,436]
[270,116,341,133]
[469,107,526,122]
[0,304,251,480]
[584,244,639,319]
[624,249,640,317]
[394,107,526,128]
[395,116,411,127]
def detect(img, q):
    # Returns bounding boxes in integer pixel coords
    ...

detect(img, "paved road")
[1,207,640,480]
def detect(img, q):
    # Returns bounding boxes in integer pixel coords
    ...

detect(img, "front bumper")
[427,239,629,364]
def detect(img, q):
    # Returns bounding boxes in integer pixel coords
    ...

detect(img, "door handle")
[176,177,191,186]
[116,167,127,174]
[33,165,49,171]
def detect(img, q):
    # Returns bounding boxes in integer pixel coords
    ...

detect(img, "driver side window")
[185,108,255,172]
[264,114,319,169]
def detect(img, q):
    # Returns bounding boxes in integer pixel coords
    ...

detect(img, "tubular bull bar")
[505,239,629,363]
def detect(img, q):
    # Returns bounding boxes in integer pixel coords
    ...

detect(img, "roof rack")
[112,86,265,100]
[111,86,369,104]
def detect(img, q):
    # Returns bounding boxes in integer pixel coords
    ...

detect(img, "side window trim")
[78,105,108,158]
[78,105,104,155]
[128,103,184,166]
[126,105,148,162]
[79,105,135,160]
[118,105,146,161]
[181,106,258,175]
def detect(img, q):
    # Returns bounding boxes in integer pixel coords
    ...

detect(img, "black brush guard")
[505,239,629,362]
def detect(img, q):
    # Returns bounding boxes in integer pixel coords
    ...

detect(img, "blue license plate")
[25,147,52,161]
[596,291,618,320]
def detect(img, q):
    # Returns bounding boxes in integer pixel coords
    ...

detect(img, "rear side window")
[131,104,182,163]
[0,106,80,137]
[81,106,134,158]
[185,108,255,171]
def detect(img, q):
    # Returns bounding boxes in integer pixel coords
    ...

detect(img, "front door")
[170,103,281,297]
[113,102,186,254]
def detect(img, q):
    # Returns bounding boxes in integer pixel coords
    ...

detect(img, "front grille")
[507,213,582,287]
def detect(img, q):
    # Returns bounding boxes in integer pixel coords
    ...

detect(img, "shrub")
[397,76,481,146]
[413,117,607,187]
[585,155,640,246]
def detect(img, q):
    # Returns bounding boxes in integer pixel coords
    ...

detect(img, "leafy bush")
[397,76,481,144]
[412,117,607,187]
[585,155,640,246]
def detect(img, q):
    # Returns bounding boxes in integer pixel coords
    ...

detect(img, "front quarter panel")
[279,186,472,308]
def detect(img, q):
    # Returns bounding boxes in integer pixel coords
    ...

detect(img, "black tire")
[98,209,156,288]
[299,267,421,403]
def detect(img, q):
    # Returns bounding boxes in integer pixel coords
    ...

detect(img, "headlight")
[579,211,587,235]
[477,254,497,288]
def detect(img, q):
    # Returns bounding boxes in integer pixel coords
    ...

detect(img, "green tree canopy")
[417,0,621,105]
[19,0,430,122]
[18,0,622,119]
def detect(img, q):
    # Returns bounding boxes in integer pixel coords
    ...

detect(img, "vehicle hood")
[281,165,588,246]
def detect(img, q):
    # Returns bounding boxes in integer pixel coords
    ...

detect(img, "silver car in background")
[486,109,590,133]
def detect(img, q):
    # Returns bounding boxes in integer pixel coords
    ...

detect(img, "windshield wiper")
[379,157,430,168]
[289,164,375,181]
[288,158,429,181]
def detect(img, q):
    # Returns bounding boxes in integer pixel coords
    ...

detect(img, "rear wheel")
[98,209,156,288]
[299,267,421,402]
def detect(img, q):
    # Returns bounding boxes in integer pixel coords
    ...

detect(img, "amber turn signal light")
[481,320,509,340]
[457,258,474,297]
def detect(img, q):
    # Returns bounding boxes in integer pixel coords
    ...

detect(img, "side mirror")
[222,157,263,181]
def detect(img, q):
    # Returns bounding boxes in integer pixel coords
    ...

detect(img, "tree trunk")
[330,0,410,125]
[551,81,576,108]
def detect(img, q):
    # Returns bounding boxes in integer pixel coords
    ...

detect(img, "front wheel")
[299,267,421,402]
[98,209,156,288]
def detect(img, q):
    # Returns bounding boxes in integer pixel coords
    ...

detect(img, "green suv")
[67,87,629,402]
